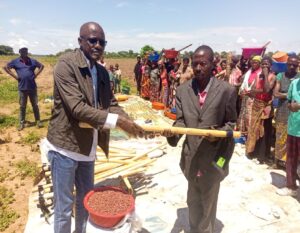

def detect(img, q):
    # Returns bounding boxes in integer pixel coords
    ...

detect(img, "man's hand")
[116,116,144,138]
[289,102,300,112]
[161,129,174,138]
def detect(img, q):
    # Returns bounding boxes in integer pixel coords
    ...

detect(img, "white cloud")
[251,38,258,43]
[7,37,29,48]
[236,36,245,44]
[0,25,293,55]
[116,1,128,8]
[9,18,22,26]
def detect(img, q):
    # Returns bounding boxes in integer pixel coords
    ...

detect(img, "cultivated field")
[0,56,137,233]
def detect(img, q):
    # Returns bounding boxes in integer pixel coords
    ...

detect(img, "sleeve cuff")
[103,113,118,129]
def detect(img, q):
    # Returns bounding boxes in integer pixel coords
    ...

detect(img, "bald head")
[78,22,106,63]
[80,22,104,38]
[193,45,214,62]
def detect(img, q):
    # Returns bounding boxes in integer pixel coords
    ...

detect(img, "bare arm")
[273,80,287,99]
[3,65,18,81]
[34,63,44,78]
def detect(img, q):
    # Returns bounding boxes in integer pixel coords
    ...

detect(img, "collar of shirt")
[198,77,212,108]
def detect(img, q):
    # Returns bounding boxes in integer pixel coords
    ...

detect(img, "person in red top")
[246,56,276,163]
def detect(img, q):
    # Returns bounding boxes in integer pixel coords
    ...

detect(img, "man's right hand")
[116,116,144,138]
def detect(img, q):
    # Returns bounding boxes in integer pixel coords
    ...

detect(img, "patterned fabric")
[246,99,273,154]
[237,95,254,134]
[229,67,242,87]
[275,121,287,161]
[286,135,300,189]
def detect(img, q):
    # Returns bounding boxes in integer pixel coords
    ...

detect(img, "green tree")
[0,45,14,55]
[140,45,155,57]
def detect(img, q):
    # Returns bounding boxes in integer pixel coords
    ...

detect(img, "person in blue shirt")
[3,47,44,130]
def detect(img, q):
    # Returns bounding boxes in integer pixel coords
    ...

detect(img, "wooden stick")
[96,158,131,165]
[94,158,155,180]
[79,122,241,138]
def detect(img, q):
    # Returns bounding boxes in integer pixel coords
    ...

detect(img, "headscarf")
[252,55,262,63]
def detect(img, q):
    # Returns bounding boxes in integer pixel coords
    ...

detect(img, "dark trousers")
[135,75,142,94]
[19,90,40,123]
[286,135,300,189]
[250,117,273,162]
[187,179,220,233]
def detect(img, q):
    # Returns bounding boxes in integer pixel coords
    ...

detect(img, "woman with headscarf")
[238,56,262,136]
[273,54,300,167]
[245,56,276,163]
[149,61,160,102]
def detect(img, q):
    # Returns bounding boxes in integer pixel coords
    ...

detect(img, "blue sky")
[0,0,299,55]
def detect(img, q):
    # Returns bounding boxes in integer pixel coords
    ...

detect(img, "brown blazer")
[167,77,237,181]
[47,49,127,156]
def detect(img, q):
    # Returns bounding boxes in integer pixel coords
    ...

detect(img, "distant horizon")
[1,0,299,55]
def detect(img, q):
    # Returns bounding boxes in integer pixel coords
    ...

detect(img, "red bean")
[88,190,132,215]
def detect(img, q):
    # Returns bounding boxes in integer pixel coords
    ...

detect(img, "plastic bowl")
[84,186,135,228]
[242,47,266,59]
[272,51,288,63]
[271,61,287,73]
[152,102,165,110]
[164,110,176,120]
[164,50,179,59]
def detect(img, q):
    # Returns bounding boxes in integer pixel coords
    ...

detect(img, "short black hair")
[183,56,190,62]
[19,47,28,53]
[262,56,272,64]
[288,54,299,61]
[193,45,214,62]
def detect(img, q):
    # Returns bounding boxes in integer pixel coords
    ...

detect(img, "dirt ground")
[0,57,137,233]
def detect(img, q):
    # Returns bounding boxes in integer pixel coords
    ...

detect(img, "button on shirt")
[7,57,42,91]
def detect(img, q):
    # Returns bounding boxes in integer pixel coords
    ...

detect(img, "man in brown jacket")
[45,22,144,233]
[164,45,237,233]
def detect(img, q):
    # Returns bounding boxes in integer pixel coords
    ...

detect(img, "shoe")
[18,123,25,131]
[276,187,297,197]
[36,121,43,128]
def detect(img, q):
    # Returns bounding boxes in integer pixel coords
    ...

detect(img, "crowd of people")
[133,50,300,198]
[2,21,300,232]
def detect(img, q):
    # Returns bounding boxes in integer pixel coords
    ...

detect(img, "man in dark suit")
[164,45,237,233]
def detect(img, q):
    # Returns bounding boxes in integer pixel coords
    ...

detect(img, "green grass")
[20,131,41,145]
[0,186,19,232]
[0,76,18,104]
[0,115,18,129]
[0,168,9,182]
[14,159,39,179]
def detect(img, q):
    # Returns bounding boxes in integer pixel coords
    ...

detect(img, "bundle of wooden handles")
[79,122,241,138]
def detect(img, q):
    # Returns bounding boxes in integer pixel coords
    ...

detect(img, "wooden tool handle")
[79,122,241,138]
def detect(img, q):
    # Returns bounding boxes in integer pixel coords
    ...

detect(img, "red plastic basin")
[84,186,135,228]
[242,47,266,59]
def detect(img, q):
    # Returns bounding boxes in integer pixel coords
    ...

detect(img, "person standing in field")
[163,45,237,233]
[134,55,142,95]
[273,55,300,166]
[179,56,194,84]
[276,72,300,196]
[44,22,144,233]
[3,47,44,130]
[114,63,121,93]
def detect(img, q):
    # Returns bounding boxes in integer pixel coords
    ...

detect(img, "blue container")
[170,107,176,114]
[148,52,160,62]
[271,61,287,73]
[234,136,246,144]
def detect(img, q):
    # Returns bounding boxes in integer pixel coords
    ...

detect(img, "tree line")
[0,44,297,59]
